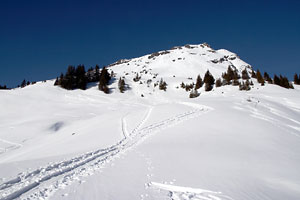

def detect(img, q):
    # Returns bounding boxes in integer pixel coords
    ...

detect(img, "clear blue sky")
[0,0,299,87]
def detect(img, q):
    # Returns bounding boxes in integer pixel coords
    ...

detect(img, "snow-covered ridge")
[107,43,252,80]
[103,43,254,98]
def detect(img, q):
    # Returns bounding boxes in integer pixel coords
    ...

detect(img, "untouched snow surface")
[0,44,300,200]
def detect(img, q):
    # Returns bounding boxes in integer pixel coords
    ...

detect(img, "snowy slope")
[0,44,300,200]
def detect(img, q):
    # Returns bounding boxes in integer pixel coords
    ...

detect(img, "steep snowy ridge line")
[0,104,211,200]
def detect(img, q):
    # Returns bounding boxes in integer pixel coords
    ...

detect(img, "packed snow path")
[0,103,211,200]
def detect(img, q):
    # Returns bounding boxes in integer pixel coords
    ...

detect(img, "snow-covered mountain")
[0,44,300,200]
[107,43,252,98]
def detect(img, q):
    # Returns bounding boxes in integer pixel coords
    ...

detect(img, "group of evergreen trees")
[51,63,300,96]
[250,69,294,89]
[184,66,296,98]
[239,80,252,91]
[222,66,241,85]
[54,65,88,90]
[220,66,296,90]
[273,74,293,89]
[181,70,216,98]
[54,65,112,93]
[0,85,8,90]
[21,79,31,88]
[159,78,167,91]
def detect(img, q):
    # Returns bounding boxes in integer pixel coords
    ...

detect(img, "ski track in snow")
[150,182,234,200]
[245,100,300,139]
[0,139,23,155]
[233,97,300,139]
[0,104,211,200]
[131,106,153,135]
[121,113,130,139]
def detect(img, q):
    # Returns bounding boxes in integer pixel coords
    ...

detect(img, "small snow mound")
[150,182,233,200]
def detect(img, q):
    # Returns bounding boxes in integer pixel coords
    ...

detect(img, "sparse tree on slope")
[204,70,215,91]
[159,78,167,91]
[98,67,111,93]
[195,75,203,90]
[133,73,141,82]
[118,77,126,93]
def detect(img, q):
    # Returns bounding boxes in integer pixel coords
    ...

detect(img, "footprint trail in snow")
[0,104,211,200]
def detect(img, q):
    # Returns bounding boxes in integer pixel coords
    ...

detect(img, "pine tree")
[204,70,215,91]
[239,80,251,91]
[159,78,167,91]
[98,67,111,93]
[61,65,76,90]
[95,65,100,81]
[75,65,87,90]
[133,73,141,82]
[54,77,59,86]
[232,69,240,86]
[180,82,185,89]
[215,78,222,87]
[222,66,240,85]
[118,77,126,93]
[241,68,250,80]
[21,79,27,88]
[294,73,300,85]
[273,75,280,85]
[110,70,115,78]
[195,75,203,89]
[256,70,265,85]
[263,72,272,84]
[273,74,293,89]
[279,75,293,89]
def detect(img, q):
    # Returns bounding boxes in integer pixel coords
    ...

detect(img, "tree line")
[181,66,298,98]
[54,65,119,94]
